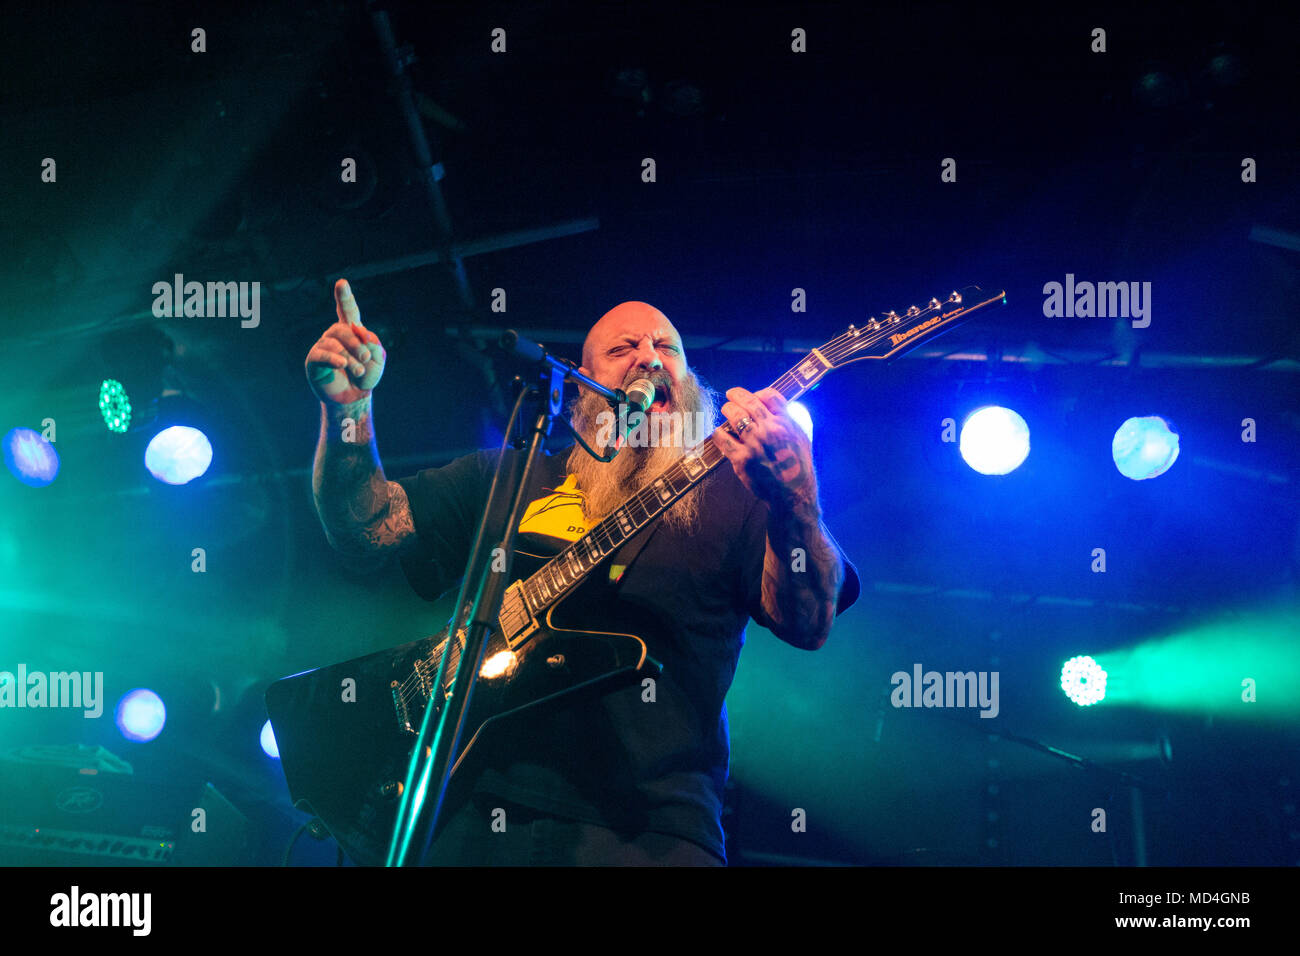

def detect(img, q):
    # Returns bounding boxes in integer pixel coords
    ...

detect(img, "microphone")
[612,377,658,451]
[623,378,656,413]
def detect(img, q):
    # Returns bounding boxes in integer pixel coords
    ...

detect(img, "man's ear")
[577,365,590,378]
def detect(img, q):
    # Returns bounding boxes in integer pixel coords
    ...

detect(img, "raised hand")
[305,279,387,405]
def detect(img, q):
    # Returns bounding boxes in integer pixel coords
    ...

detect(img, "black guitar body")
[266,568,659,866]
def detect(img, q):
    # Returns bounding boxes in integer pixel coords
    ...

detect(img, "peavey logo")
[889,316,940,347]
[55,787,103,814]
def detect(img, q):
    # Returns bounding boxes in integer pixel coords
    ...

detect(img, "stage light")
[1112,416,1179,480]
[260,720,279,759]
[3,428,60,487]
[144,425,213,485]
[1061,655,1108,706]
[959,406,1030,475]
[115,689,167,742]
[98,379,132,433]
[787,401,813,440]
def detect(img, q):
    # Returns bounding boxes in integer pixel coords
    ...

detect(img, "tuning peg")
[866,317,879,330]
[928,297,940,309]
[906,305,920,317]
[885,310,900,323]
[949,290,962,303]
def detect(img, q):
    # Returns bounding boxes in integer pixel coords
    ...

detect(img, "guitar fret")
[793,350,830,387]
[651,477,672,505]
[596,525,617,551]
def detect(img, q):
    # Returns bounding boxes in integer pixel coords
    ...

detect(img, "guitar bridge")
[391,680,414,734]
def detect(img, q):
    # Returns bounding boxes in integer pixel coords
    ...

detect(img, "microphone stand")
[386,331,626,866]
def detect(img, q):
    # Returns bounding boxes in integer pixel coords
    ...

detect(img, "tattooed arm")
[306,280,417,564]
[759,499,844,649]
[311,396,417,562]
[713,386,844,649]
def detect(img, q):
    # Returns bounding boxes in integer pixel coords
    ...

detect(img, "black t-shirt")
[396,446,859,862]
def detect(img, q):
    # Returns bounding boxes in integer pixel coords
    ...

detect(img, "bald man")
[308,281,859,865]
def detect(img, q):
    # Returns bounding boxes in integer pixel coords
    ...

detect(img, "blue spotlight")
[787,401,813,440]
[260,720,280,759]
[959,406,1030,475]
[115,689,167,742]
[1113,416,1179,480]
[144,425,213,485]
[4,428,60,487]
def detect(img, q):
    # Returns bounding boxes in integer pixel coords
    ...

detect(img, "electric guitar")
[266,285,1006,864]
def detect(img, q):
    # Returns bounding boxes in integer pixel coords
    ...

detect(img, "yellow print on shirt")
[518,474,587,542]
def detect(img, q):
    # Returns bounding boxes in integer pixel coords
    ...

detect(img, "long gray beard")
[565,369,718,534]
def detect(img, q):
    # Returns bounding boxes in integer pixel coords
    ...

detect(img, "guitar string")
[394,298,975,708]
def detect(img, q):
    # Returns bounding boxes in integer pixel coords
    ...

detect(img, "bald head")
[580,301,683,374]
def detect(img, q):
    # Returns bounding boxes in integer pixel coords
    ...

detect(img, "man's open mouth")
[650,383,672,412]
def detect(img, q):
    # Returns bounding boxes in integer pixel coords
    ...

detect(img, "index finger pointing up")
[335,278,362,326]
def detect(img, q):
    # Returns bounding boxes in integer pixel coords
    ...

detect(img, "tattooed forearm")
[312,397,417,560]
[760,496,844,650]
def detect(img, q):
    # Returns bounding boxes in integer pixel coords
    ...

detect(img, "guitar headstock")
[821,285,1006,368]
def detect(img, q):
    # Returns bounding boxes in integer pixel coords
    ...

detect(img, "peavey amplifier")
[0,744,249,866]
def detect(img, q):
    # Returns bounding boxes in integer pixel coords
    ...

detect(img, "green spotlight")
[1061,655,1108,706]
[1094,611,1299,720]
[99,378,132,433]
